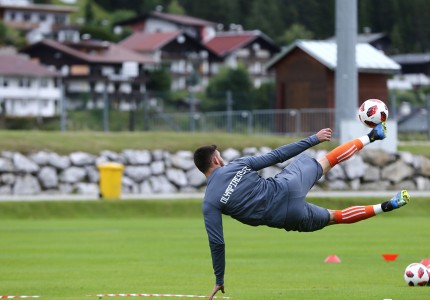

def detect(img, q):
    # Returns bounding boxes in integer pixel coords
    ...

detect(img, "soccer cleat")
[390,190,410,209]
[368,122,387,142]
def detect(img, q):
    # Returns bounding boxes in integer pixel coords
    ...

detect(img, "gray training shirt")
[202,134,328,285]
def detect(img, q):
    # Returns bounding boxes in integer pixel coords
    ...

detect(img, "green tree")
[0,21,25,47]
[146,67,172,92]
[254,82,275,110]
[277,23,314,47]
[84,0,95,25]
[80,24,116,41]
[204,66,254,111]
[167,0,185,15]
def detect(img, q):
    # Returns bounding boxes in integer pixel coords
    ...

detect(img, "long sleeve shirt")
[202,135,321,285]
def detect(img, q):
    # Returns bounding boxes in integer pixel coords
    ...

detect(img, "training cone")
[324,255,341,263]
[382,254,398,261]
[420,258,430,267]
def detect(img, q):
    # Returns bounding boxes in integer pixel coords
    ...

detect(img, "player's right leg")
[317,122,386,174]
[327,190,410,225]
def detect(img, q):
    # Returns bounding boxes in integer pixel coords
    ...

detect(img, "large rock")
[85,166,99,183]
[13,153,39,173]
[149,175,177,193]
[122,149,151,165]
[123,166,151,182]
[413,156,430,177]
[0,158,14,172]
[325,164,345,181]
[166,168,188,187]
[360,149,396,167]
[121,176,139,194]
[186,167,206,187]
[170,152,195,170]
[151,149,165,161]
[38,166,58,189]
[342,155,365,180]
[13,174,41,195]
[222,148,241,162]
[70,151,96,166]
[59,167,87,183]
[416,176,430,190]
[99,150,119,161]
[381,160,414,183]
[150,161,165,175]
[1,173,15,185]
[48,152,71,170]
[75,183,99,195]
[29,151,51,165]
[362,164,380,182]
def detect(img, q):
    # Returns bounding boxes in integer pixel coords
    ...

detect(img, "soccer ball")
[357,99,389,128]
[404,263,429,286]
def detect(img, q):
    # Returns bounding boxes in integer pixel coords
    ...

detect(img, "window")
[39,14,46,21]
[2,79,8,87]
[54,14,66,25]
[40,78,49,87]
[23,13,31,22]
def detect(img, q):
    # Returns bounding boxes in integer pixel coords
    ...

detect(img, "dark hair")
[193,144,217,174]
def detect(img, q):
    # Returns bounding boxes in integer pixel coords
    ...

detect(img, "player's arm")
[244,128,331,171]
[203,203,226,288]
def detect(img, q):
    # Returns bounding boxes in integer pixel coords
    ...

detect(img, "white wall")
[0,76,61,117]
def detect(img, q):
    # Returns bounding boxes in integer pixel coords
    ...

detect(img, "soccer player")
[193,122,410,300]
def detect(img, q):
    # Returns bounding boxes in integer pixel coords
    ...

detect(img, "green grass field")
[1,198,429,300]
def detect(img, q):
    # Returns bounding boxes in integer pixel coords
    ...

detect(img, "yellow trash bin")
[97,162,124,199]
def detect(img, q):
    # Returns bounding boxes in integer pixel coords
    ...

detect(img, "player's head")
[193,144,224,175]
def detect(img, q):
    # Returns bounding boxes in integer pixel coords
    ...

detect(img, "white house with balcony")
[0,52,61,117]
[0,0,78,44]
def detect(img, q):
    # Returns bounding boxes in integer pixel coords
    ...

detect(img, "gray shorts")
[275,154,330,232]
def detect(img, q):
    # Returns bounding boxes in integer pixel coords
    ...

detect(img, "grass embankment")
[0,130,429,157]
[1,198,429,300]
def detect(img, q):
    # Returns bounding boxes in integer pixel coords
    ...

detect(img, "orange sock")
[334,206,376,224]
[325,138,364,167]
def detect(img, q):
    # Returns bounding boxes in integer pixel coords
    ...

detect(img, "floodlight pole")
[335,0,358,137]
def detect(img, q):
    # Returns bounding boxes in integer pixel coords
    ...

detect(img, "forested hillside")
[46,0,430,54]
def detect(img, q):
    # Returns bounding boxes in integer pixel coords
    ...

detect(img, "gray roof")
[267,40,401,74]
[390,53,430,65]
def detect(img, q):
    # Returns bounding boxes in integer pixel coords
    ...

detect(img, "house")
[204,30,280,88]
[266,40,400,111]
[327,30,392,53]
[398,107,428,133]
[0,0,78,44]
[115,11,217,42]
[390,53,430,76]
[116,11,281,88]
[0,51,61,117]
[119,31,219,90]
[20,39,156,110]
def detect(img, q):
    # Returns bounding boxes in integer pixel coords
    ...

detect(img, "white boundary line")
[94,294,230,299]
[0,297,40,299]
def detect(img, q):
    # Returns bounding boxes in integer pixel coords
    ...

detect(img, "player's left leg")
[318,122,386,174]
[327,190,410,225]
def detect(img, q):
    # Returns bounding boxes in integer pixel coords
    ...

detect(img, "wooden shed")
[266,40,401,111]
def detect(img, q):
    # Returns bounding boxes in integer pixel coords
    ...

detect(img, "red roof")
[29,39,156,64]
[0,54,59,77]
[204,31,260,56]
[120,31,181,52]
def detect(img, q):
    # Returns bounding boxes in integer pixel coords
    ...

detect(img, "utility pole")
[335,0,357,139]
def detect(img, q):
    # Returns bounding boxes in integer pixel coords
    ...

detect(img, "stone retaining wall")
[0,147,429,196]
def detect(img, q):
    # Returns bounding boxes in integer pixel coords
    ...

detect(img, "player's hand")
[208,284,224,299]
[316,128,332,142]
